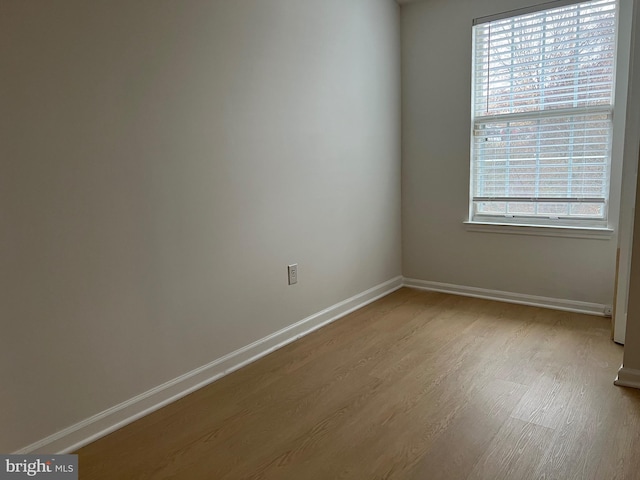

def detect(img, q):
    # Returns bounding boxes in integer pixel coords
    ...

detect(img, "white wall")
[619,0,640,380]
[621,153,640,380]
[0,0,401,453]
[401,0,632,305]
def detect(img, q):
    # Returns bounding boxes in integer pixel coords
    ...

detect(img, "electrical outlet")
[288,264,298,285]
[604,305,613,317]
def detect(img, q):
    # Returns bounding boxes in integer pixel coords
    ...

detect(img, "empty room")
[2,0,640,478]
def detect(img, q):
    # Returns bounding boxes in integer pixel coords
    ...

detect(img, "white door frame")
[614,0,640,345]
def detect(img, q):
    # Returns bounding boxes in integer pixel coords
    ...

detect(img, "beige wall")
[401,0,633,305]
[0,0,401,452]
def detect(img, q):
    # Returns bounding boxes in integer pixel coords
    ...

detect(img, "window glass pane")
[473,114,611,203]
[474,0,616,117]
[474,201,604,218]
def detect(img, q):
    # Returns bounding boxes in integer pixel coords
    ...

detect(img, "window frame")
[468,0,620,232]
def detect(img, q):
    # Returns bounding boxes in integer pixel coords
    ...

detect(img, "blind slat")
[476,18,616,39]
[473,0,616,25]
[473,197,606,203]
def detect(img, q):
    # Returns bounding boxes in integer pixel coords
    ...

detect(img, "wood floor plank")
[405,379,528,480]
[591,388,640,480]
[510,366,574,429]
[76,288,639,480]
[282,354,499,479]
[467,417,554,480]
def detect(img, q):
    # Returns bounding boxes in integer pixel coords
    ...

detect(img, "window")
[470,0,618,228]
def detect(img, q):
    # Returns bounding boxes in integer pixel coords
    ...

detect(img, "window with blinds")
[470,0,617,227]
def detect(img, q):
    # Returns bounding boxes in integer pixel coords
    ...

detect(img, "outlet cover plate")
[288,264,298,285]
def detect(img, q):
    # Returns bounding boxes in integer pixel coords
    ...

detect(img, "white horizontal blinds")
[474,0,617,116]
[471,0,617,222]
[473,113,611,198]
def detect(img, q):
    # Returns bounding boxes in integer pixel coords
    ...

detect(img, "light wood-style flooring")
[77,288,640,479]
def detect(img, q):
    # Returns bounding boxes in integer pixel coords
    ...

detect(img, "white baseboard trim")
[402,278,606,316]
[614,366,640,389]
[16,276,403,455]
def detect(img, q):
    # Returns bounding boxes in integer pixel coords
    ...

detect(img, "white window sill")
[463,221,614,240]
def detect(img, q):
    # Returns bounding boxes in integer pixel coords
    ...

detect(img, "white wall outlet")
[288,264,298,285]
[604,305,613,317]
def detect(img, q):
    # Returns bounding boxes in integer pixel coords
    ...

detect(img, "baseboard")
[614,366,640,389]
[16,276,403,455]
[402,278,607,316]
